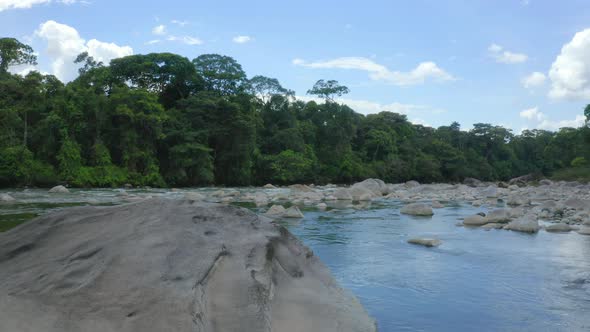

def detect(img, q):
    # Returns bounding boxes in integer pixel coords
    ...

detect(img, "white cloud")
[171,19,189,26]
[167,35,203,45]
[0,0,83,11]
[232,35,252,44]
[521,72,546,89]
[293,57,454,86]
[519,106,586,130]
[548,28,590,100]
[35,20,132,81]
[538,115,586,130]
[488,43,528,64]
[519,107,544,121]
[145,39,160,45]
[152,24,166,36]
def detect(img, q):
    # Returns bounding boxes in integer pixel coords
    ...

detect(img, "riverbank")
[1,178,589,235]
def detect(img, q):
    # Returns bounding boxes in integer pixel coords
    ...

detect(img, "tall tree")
[0,38,37,74]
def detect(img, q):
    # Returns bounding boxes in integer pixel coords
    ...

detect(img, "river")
[1,188,589,331]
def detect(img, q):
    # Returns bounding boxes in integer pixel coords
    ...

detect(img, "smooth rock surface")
[463,215,488,226]
[0,199,375,332]
[48,185,69,193]
[400,203,434,216]
[504,217,540,233]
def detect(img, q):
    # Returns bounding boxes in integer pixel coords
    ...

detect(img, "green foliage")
[571,157,587,168]
[0,38,37,73]
[1,37,589,188]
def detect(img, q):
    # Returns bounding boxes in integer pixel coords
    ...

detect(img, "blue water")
[280,201,590,332]
[2,189,590,331]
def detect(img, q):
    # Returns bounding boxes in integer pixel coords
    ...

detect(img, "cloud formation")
[488,43,528,64]
[0,0,82,11]
[293,57,454,86]
[548,28,590,100]
[152,24,166,36]
[519,106,586,130]
[35,20,132,81]
[521,72,546,89]
[232,35,252,44]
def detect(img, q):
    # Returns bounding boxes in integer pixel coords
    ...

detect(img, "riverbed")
[1,187,589,331]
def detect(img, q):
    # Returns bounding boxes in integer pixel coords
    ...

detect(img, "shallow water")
[2,188,590,331]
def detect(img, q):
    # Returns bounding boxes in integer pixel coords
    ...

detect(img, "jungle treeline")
[1,37,589,187]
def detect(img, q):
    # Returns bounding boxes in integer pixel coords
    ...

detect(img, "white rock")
[317,203,327,210]
[184,192,205,201]
[265,205,286,217]
[504,217,540,233]
[463,215,488,226]
[48,185,69,193]
[400,203,434,216]
[263,184,276,189]
[283,206,305,218]
[577,227,590,235]
[485,209,511,223]
[333,188,353,200]
[431,201,444,209]
[0,194,15,202]
[545,223,572,233]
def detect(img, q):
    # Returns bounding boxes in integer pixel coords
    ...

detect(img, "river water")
[1,188,590,331]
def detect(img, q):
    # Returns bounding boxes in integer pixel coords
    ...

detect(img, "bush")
[571,157,587,168]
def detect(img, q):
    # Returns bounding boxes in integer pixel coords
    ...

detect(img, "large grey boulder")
[351,179,388,196]
[48,185,69,193]
[545,223,572,233]
[408,238,441,247]
[0,193,15,202]
[0,199,375,332]
[504,217,540,233]
[485,209,511,223]
[333,188,353,200]
[463,214,488,226]
[400,203,434,216]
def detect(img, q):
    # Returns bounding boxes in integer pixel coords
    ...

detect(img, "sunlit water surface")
[1,188,590,331]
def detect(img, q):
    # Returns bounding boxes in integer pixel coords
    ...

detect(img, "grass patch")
[551,167,590,182]
[0,213,38,232]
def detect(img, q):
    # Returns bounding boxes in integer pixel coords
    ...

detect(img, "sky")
[2,0,590,132]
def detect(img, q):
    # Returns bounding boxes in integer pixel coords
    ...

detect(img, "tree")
[307,79,349,102]
[249,75,292,104]
[192,54,247,95]
[0,38,37,74]
[585,104,590,123]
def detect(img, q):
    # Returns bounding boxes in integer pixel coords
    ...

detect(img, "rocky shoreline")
[2,177,589,236]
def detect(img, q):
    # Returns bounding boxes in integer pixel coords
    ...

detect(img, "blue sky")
[2,0,590,132]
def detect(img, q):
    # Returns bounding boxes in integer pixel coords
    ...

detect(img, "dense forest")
[1,37,589,188]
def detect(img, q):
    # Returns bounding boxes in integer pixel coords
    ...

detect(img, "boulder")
[539,179,553,186]
[545,223,572,233]
[463,177,482,187]
[349,186,375,201]
[400,203,433,216]
[463,215,488,226]
[431,201,444,209]
[0,194,15,202]
[263,183,276,189]
[265,204,286,217]
[0,199,375,332]
[563,198,589,211]
[351,179,388,196]
[332,188,353,200]
[404,180,420,188]
[407,238,441,247]
[184,192,205,201]
[578,227,590,235]
[283,206,305,218]
[317,203,328,211]
[504,217,540,233]
[289,184,314,192]
[485,209,511,223]
[48,185,69,193]
[481,185,498,198]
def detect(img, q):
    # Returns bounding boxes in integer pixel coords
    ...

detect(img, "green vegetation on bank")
[1,37,589,187]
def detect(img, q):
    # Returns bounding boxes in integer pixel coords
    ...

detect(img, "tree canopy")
[1,38,589,188]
